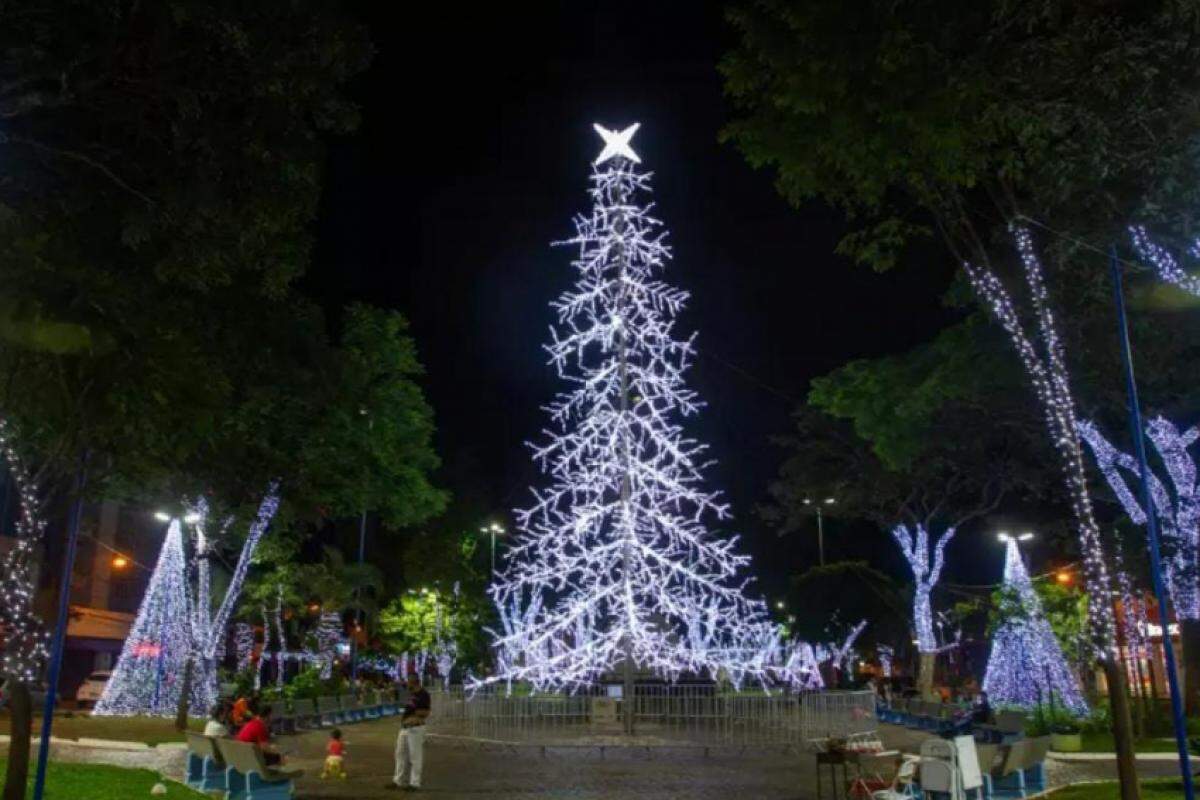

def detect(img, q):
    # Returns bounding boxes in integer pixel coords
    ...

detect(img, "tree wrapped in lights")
[0,419,49,686]
[314,612,343,679]
[234,623,255,673]
[1079,416,1200,712]
[94,521,198,716]
[1131,226,1200,297]
[187,490,280,713]
[485,123,779,692]
[984,538,1088,714]
[891,524,955,697]
[964,229,1116,651]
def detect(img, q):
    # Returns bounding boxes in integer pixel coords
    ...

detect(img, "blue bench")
[184,733,227,792]
[216,737,303,800]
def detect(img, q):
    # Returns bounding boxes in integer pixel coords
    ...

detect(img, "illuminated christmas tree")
[94,520,197,716]
[983,538,1087,714]
[485,123,777,691]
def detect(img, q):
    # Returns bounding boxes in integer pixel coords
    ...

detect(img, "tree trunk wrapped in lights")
[967,227,1137,797]
[483,124,783,693]
[0,420,49,800]
[1131,226,1200,297]
[1080,416,1200,714]
[984,538,1088,714]
[890,523,955,697]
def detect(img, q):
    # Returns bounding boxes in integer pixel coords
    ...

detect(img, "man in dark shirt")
[389,674,431,790]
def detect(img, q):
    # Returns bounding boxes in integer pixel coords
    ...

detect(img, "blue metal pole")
[351,509,365,683]
[32,454,88,800]
[1110,246,1195,799]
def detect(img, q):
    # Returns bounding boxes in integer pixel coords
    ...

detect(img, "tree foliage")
[0,2,445,530]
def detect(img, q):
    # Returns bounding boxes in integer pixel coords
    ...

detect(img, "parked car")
[75,671,111,708]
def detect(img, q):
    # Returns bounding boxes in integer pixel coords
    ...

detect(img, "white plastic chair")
[872,756,920,800]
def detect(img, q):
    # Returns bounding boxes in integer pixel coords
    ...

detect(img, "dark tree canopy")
[0,1,445,530]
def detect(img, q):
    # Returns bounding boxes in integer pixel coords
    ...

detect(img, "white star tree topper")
[593,122,641,164]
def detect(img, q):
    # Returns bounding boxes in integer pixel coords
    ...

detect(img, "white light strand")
[234,623,255,673]
[93,520,200,716]
[890,524,955,654]
[481,124,789,692]
[1130,226,1200,296]
[0,418,49,685]
[983,539,1089,714]
[314,611,343,679]
[1079,417,1200,618]
[964,228,1116,651]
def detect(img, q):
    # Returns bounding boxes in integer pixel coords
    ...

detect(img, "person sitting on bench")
[236,703,283,766]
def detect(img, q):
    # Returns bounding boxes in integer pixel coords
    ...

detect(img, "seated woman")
[203,699,231,737]
[235,704,283,766]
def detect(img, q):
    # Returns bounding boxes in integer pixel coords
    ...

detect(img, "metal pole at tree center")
[1109,246,1195,800]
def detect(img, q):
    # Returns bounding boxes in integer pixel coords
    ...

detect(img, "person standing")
[389,674,430,791]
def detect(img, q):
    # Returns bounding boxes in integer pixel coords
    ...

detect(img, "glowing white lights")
[891,524,955,654]
[592,123,641,165]
[94,488,280,716]
[93,520,199,716]
[0,419,49,685]
[482,124,787,692]
[983,538,1088,714]
[1130,226,1200,296]
[965,227,1115,652]
[1079,417,1200,619]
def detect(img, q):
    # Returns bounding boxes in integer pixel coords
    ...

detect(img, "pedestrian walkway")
[284,716,814,799]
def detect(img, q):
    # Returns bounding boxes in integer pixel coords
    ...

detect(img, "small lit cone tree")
[486,123,779,698]
[891,524,955,698]
[984,538,1088,714]
[94,520,197,716]
[1079,417,1200,714]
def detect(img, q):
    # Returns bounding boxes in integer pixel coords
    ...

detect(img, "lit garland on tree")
[314,612,343,679]
[891,524,955,654]
[0,419,48,685]
[483,123,780,691]
[1079,418,1200,619]
[187,490,280,712]
[964,228,1116,651]
[1130,226,1200,297]
[878,645,894,679]
[234,623,255,673]
[983,538,1088,714]
[94,520,197,716]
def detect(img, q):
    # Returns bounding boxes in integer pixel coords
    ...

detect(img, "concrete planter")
[1050,731,1083,752]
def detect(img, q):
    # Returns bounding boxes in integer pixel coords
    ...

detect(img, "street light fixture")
[153,511,170,522]
[111,555,129,570]
[802,497,836,566]
[996,531,1034,543]
[480,522,507,574]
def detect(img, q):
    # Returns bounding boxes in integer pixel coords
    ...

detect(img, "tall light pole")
[480,522,506,574]
[803,497,836,566]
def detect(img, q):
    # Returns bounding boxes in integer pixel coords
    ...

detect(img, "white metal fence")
[430,685,875,747]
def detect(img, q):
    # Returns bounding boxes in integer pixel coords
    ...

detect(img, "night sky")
[310,2,962,598]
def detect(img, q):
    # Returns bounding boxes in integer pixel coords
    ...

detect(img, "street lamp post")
[803,497,836,566]
[480,522,506,574]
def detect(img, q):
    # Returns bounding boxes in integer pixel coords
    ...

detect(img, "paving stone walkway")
[285,718,816,799]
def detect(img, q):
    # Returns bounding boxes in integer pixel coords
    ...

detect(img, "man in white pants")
[389,674,430,791]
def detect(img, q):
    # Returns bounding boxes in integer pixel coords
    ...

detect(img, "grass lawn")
[0,714,202,745]
[1053,779,1184,799]
[1079,732,1183,753]
[0,759,206,799]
